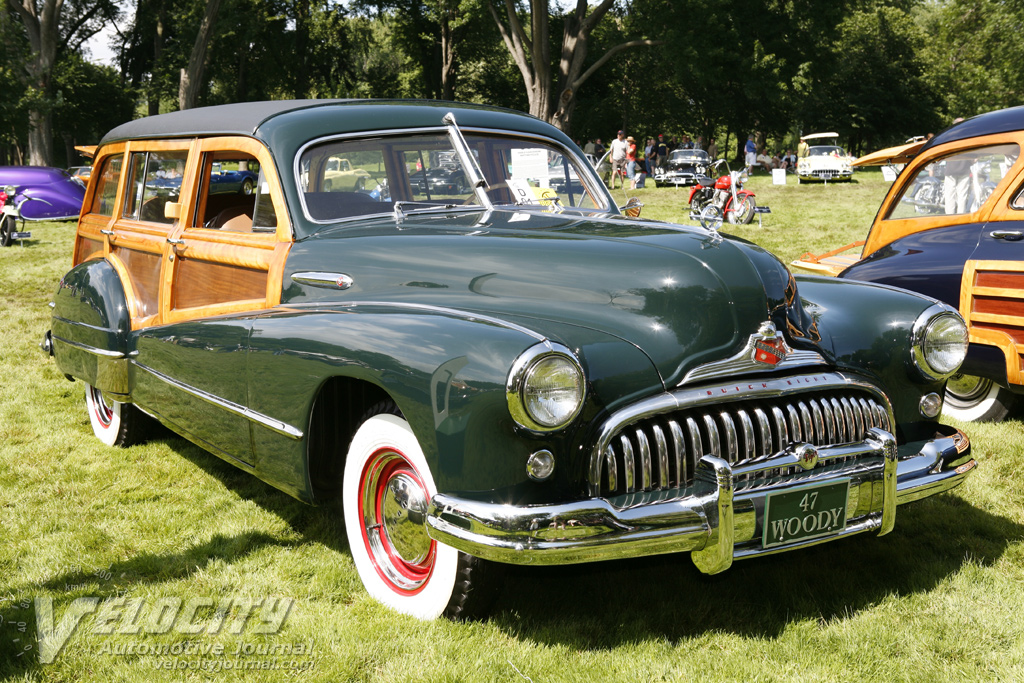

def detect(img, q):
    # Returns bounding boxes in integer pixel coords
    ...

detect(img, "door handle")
[166,237,185,245]
[991,230,1024,241]
[100,229,114,236]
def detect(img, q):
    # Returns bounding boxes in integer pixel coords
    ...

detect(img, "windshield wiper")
[443,112,493,211]
[393,201,476,222]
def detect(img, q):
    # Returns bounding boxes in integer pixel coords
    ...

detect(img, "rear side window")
[90,155,121,216]
[122,150,189,224]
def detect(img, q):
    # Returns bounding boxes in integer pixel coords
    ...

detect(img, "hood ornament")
[752,321,791,366]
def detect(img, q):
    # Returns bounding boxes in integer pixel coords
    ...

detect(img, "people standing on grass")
[609,130,629,189]
[745,135,757,174]
[625,136,638,189]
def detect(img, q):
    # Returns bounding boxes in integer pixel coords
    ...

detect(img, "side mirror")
[164,202,182,220]
[620,196,643,218]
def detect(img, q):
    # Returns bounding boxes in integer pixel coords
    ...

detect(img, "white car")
[797,132,854,182]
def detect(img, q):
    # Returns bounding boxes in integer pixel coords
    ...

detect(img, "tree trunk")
[439,0,456,100]
[489,0,661,133]
[178,0,223,110]
[149,0,165,116]
[9,0,62,166]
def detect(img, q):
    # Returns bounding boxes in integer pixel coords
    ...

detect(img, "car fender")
[246,304,661,497]
[796,274,953,434]
[49,258,133,397]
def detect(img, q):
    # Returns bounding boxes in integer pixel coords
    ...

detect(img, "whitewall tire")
[943,375,1017,423]
[342,408,498,620]
[85,384,150,447]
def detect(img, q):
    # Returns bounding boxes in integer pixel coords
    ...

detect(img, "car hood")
[285,209,824,388]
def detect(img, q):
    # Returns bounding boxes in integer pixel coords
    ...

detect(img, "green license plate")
[762,480,849,548]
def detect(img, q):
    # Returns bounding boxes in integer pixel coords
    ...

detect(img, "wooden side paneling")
[171,258,268,310]
[961,259,1024,386]
[74,237,104,264]
[112,247,162,319]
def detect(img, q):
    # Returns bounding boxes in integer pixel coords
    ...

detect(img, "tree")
[5,0,117,164]
[488,0,661,131]
[178,0,221,109]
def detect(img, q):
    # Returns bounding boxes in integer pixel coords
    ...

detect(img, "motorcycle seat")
[696,176,715,188]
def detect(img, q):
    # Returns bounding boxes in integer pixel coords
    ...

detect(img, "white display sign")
[510,148,549,187]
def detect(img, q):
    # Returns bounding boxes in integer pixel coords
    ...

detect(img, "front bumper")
[655,172,698,186]
[426,425,973,574]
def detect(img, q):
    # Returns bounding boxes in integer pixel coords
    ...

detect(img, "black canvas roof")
[100,100,353,144]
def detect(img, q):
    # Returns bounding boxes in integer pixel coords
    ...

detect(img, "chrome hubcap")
[359,449,435,593]
[381,473,431,565]
[946,374,987,400]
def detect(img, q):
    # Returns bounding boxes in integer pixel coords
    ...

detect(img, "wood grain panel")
[173,238,275,270]
[74,237,104,264]
[112,247,162,319]
[972,296,1024,318]
[171,258,267,310]
[975,271,1024,290]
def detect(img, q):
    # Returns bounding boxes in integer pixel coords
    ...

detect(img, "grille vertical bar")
[599,390,892,496]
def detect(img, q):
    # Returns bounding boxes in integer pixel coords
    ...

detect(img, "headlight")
[911,305,968,381]
[507,343,585,431]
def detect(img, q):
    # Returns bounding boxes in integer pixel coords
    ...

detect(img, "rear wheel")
[85,384,151,447]
[342,403,500,620]
[943,374,1017,422]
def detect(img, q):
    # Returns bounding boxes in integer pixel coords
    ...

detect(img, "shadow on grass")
[488,493,1023,647]
[160,433,1024,649]
[8,432,1018,666]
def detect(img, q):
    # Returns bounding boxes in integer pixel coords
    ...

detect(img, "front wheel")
[240,178,254,195]
[943,374,1017,422]
[85,384,151,447]
[0,215,13,247]
[342,405,500,620]
[728,195,756,224]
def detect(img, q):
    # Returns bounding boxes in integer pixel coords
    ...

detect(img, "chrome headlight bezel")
[911,304,969,381]
[506,342,586,432]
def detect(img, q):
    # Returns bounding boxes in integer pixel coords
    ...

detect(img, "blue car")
[795,107,1024,422]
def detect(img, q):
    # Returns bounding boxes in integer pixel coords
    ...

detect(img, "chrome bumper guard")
[425,425,974,573]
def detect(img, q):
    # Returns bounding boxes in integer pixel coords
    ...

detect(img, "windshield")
[298,132,607,222]
[808,146,846,157]
[670,150,709,162]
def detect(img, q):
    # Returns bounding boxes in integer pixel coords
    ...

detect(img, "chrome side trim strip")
[282,300,546,342]
[133,362,304,440]
[50,334,126,359]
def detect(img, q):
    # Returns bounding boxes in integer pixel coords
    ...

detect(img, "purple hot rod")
[0,166,85,223]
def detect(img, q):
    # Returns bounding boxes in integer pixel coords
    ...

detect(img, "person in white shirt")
[609,130,629,189]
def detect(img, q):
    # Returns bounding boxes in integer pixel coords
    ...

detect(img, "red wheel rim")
[358,448,436,595]
[90,387,114,429]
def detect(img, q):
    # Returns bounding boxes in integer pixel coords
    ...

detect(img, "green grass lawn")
[1,170,1023,681]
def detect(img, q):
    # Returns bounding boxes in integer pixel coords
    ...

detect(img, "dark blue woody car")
[797,107,1024,422]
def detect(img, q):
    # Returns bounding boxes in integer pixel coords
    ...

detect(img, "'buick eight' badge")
[752,321,791,366]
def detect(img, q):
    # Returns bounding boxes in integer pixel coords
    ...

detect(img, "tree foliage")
[2,0,1024,165]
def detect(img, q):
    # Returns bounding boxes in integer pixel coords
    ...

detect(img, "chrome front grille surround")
[589,373,893,497]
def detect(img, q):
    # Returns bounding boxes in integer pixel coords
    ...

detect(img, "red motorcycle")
[687,159,756,227]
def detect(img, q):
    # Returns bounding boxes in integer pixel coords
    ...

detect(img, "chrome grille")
[598,390,891,496]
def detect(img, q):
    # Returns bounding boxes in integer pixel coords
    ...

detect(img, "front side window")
[889,143,1019,220]
[297,131,606,222]
[122,150,189,224]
